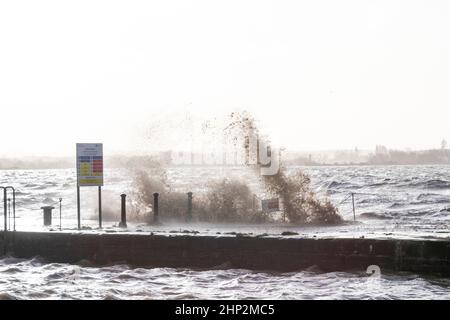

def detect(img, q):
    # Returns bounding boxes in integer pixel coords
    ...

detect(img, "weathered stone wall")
[1,231,450,275]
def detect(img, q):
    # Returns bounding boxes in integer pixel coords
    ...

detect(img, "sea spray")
[129,111,341,224]
[127,156,270,223]
[128,157,187,221]
[225,111,342,225]
[196,179,271,223]
[131,165,268,223]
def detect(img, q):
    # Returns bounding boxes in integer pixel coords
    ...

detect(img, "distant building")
[442,139,448,150]
[375,145,389,155]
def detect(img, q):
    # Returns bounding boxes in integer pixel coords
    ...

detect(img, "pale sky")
[1,0,449,157]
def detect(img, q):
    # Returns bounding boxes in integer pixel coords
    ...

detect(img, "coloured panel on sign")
[261,198,280,213]
[76,143,104,187]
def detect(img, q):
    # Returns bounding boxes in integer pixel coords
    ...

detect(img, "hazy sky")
[1,0,449,157]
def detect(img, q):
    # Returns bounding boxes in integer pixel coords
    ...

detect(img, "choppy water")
[1,165,450,299]
[1,256,450,300]
[1,165,449,238]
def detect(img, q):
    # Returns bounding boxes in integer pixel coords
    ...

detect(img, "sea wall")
[1,231,450,275]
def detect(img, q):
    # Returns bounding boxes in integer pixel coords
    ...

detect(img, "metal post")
[187,192,193,221]
[3,188,7,233]
[153,193,159,223]
[119,194,127,228]
[352,193,356,221]
[59,198,62,231]
[245,136,250,165]
[98,186,102,229]
[77,186,81,230]
[13,190,15,232]
[7,198,11,231]
[252,194,256,213]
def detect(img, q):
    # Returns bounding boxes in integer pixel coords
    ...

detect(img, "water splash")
[225,111,342,225]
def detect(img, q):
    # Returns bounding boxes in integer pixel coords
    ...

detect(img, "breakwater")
[1,231,450,276]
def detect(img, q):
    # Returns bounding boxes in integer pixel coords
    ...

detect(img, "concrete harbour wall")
[1,231,450,276]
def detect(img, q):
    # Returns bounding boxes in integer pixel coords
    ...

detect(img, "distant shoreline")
[1,162,449,171]
[1,150,449,170]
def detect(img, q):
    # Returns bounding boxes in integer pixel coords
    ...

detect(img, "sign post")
[98,186,102,228]
[76,143,104,230]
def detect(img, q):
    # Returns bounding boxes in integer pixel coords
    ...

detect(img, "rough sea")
[1,165,449,299]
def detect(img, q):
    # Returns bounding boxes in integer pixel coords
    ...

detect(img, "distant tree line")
[368,149,450,165]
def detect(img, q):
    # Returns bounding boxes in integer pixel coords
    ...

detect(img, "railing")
[1,186,16,232]
[339,192,357,221]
